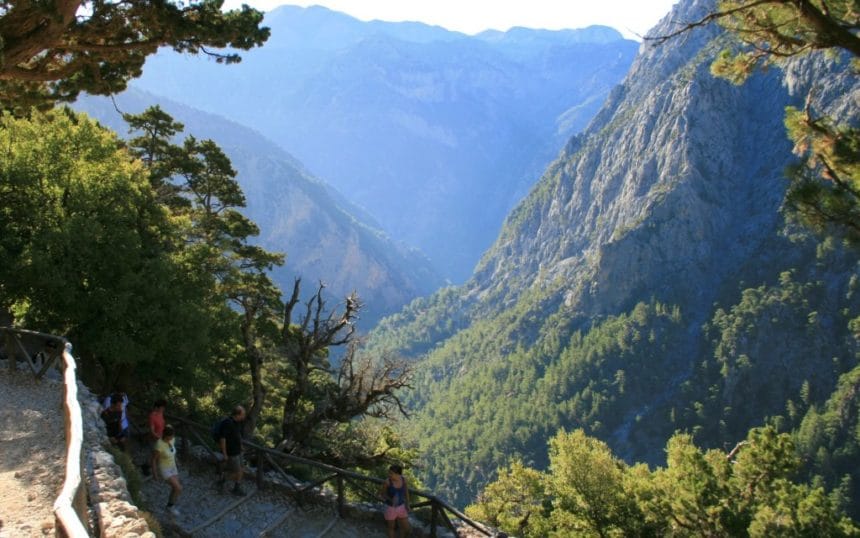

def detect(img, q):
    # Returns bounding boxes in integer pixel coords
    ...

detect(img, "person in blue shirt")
[100,393,128,450]
[101,391,129,437]
[379,464,411,537]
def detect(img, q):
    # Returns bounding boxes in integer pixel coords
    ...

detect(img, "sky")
[222,1,680,41]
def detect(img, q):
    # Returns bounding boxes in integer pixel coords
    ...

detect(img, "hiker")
[215,404,247,496]
[379,464,411,538]
[100,393,128,451]
[141,398,167,476]
[148,398,167,442]
[101,391,129,436]
[151,424,182,516]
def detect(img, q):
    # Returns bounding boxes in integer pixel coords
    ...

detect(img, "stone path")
[0,369,66,538]
[136,450,396,537]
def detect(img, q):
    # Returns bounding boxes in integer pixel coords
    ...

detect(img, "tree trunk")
[247,348,264,436]
[241,313,264,437]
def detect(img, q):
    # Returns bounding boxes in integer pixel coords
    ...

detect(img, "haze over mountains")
[75,89,444,328]
[130,5,639,282]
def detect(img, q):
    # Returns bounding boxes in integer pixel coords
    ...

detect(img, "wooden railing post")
[36,345,61,380]
[336,475,345,518]
[5,330,17,373]
[73,456,87,530]
[256,447,265,489]
[54,341,90,537]
[57,373,73,538]
[430,500,438,537]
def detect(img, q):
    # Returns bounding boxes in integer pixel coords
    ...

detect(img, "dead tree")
[279,278,412,462]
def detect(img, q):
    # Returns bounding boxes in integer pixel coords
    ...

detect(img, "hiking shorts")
[160,465,178,480]
[384,504,408,521]
[225,454,243,473]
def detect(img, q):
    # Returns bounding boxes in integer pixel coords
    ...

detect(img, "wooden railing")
[0,327,90,538]
[168,413,495,537]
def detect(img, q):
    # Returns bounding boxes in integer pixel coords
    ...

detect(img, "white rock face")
[472,0,860,321]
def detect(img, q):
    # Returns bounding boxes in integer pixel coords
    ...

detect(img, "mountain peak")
[477,25,626,45]
[262,4,464,49]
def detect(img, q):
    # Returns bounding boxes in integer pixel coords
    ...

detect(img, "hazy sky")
[222,1,680,40]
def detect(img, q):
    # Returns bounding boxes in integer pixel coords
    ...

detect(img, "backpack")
[211,417,228,443]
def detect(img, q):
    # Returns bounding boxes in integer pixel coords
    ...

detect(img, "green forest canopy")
[467,426,859,537]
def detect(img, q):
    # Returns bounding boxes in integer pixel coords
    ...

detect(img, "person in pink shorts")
[379,464,411,537]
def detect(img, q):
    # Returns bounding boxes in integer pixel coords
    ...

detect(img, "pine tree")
[0,1,269,111]
[123,106,284,434]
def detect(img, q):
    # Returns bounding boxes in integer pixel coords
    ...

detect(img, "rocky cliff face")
[472,0,804,320]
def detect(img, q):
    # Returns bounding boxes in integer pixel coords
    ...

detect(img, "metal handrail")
[1,327,90,537]
[167,412,494,537]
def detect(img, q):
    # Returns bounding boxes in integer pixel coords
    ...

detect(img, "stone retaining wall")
[78,384,155,538]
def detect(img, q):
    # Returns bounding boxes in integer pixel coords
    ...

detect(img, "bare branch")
[199,45,240,62]
[282,277,301,338]
[646,0,776,44]
[301,293,314,334]
[726,440,749,460]
[278,284,412,455]
[312,281,326,336]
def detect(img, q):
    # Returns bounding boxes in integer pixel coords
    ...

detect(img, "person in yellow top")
[151,424,182,516]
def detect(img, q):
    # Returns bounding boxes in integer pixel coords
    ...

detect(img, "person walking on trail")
[142,398,167,476]
[379,464,411,538]
[151,424,182,516]
[148,398,167,442]
[101,391,129,437]
[216,405,247,496]
[100,393,128,451]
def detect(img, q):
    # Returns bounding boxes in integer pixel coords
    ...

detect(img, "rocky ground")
[137,453,388,537]
[0,368,66,537]
[134,446,465,537]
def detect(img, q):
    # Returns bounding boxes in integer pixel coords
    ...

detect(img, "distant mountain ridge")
[74,90,444,328]
[129,4,640,281]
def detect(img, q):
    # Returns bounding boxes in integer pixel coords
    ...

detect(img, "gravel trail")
[0,369,66,537]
